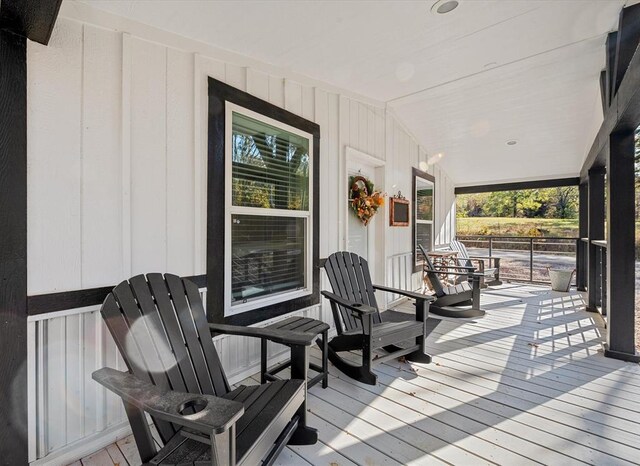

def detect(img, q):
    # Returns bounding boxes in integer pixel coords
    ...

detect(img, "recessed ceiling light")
[506,140,517,146]
[431,0,459,15]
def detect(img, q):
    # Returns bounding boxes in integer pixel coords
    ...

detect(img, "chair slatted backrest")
[450,240,473,268]
[418,244,445,297]
[100,273,229,443]
[324,252,382,334]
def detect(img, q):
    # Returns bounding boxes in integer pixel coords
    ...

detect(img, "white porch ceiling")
[77,0,634,186]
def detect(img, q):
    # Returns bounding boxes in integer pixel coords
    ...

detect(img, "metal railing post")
[595,247,600,307]
[602,248,607,316]
[529,238,534,282]
[455,234,580,285]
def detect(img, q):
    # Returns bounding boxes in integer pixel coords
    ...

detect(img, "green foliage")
[232,131,309,211]
[457,187,578,219]
[457,217,579,237]
[232,179,271,208]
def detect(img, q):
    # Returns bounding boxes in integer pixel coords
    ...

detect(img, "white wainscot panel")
[29,297,329,464]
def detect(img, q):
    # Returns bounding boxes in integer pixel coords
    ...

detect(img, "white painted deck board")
[73,284,640,466]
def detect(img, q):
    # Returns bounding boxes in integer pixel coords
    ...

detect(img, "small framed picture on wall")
[389,195,410,226]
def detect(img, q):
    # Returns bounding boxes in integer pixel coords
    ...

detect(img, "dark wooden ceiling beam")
[455,177,579,195]
[605,31,618,106]
[580,7,640,181]
[599,70,608,113]
[0,0,63,45]
[606,32,618,104]
[613,4,640,97]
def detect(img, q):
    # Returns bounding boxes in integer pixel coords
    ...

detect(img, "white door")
[347,164,376,261]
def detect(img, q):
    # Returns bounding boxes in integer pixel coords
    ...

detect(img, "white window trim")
[415,178,435,265]
[224,102,314,317]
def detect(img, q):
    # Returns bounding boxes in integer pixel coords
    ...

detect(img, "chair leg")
[122,401,157,464]
[260,338,267,384]
[326,341,377,385]
[288,344,318,445]
[471,275,481,309]
[360,334,378,385]
[406,299,432,364]
[322,330,328,389]
[211,425,236,466]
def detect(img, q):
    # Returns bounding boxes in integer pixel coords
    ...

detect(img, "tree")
[456,187,577,219]
[553,186,578,219]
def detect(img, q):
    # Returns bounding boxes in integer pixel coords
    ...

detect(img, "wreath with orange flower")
[349,175,385,226]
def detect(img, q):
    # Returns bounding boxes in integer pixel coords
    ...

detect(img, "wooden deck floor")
[73,283,640,466]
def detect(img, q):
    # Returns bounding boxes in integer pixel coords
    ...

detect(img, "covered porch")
[1,0,640,465]
[79,283,640,465]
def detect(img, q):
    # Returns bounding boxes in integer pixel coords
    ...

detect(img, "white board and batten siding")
[26,7,456,465]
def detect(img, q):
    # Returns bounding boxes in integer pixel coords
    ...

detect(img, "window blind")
[232,112,309,211]
[231,215,306,303]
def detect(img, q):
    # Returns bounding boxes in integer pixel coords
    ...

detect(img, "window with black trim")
[208,78,320,325]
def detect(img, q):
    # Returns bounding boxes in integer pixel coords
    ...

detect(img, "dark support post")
[0,29,28,466]
[587,168,605,312]
[576,182,588,291]
[0,4,61,463]
[605,131,639,362]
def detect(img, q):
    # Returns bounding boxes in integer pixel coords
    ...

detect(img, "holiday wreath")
[349,175,385,226]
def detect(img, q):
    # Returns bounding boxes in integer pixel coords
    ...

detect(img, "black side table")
[260,316,329,389]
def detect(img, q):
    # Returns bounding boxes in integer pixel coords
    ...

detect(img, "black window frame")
[207,78,320,325]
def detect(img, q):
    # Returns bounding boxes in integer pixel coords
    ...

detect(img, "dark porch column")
[0,29,28,465]
[576,182,588,291]
[605,130,639,362]
[587,168,605,312]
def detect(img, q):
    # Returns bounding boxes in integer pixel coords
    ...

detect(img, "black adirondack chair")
[321,252,435,385]
[92,273,317,466]
[419,244,485,318]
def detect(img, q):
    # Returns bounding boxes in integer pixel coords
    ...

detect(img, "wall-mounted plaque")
[389,195,410,226]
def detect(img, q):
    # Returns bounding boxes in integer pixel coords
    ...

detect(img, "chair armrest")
[321,291,377,315]
[209,323,316,346]
[468,255,500,264]
[435,270,484,278]
[372,285,435,302]
[93,368,243,435]
[429,264,475,271]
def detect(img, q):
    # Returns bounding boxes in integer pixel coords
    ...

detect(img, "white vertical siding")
[166,48,195,276]
[81,25,123,287]
[30,309,128,462]
[27,13,456,464]
[384,111,457,288]
[27,19,83,294]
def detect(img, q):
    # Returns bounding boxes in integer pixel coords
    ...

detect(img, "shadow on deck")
[75,283,640,466]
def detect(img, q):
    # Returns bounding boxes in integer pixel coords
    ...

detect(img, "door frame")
[344,147,386,285]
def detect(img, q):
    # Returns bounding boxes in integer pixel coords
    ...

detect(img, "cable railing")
[590,239,607,316]
[456,235,579,285]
